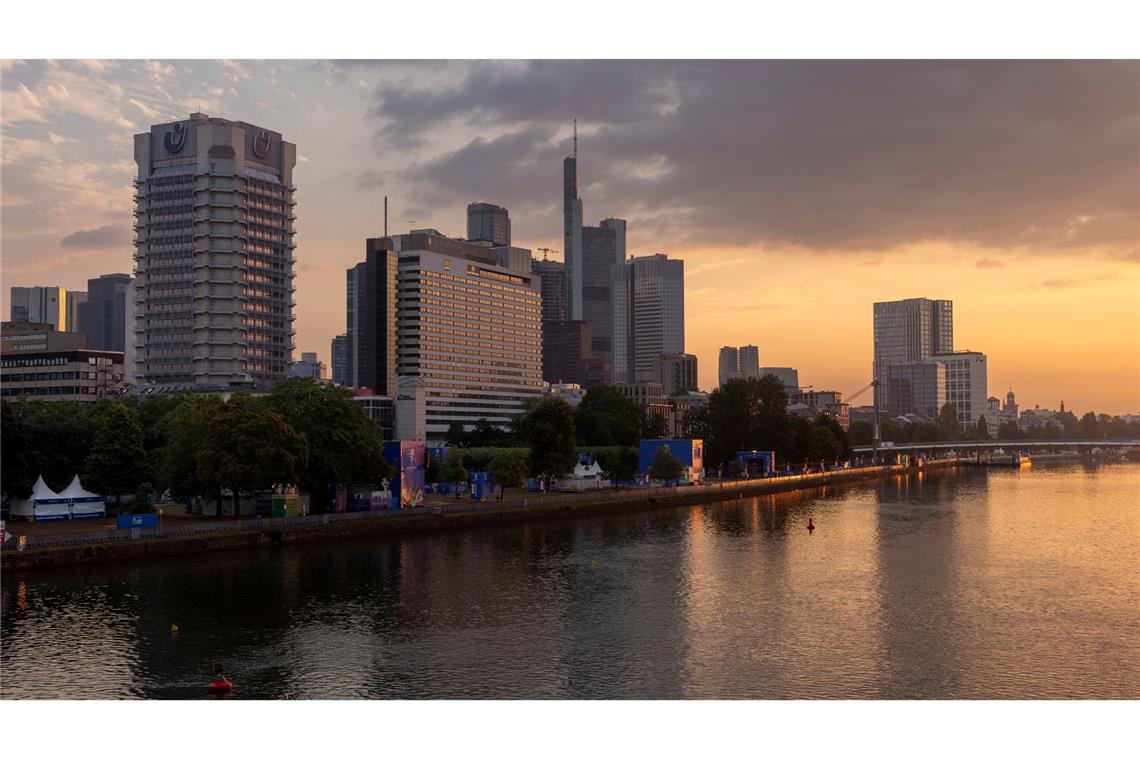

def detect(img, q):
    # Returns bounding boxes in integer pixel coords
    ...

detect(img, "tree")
[648,444,684,480]
[690,376,791,467]
[1,401,37,500]
[519,396,578,477]
[815,414,851,459]
[642,409,671,439]
[1078,412,1098,439]
[488,449,527,490]
[129,483,153,515]
[154,395,224,499]
[197,397,309,517]
[998,420,1023,439]
[592,446,639,481]
[439,449,468,494]
[265,378,392,510]
[937,403,961,440]
[575,385,642,446]
[975,415,990,440]
[4,400,95,494]
[83,400,149,508]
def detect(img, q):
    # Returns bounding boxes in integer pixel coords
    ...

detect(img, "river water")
[2,463,1137,699]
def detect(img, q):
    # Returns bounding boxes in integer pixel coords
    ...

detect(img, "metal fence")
[8,462,928,551]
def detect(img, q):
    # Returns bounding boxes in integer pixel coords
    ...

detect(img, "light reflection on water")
[2,463,1137,699]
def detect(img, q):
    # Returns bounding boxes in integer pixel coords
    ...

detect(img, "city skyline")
[2,60,1138,412]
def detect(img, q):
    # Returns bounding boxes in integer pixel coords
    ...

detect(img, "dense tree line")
[686,376,851,470]
[1,379,392,513]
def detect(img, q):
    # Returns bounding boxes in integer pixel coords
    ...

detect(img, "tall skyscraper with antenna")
[562,121,625,385]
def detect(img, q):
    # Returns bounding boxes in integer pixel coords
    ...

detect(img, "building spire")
[573,118,577,160]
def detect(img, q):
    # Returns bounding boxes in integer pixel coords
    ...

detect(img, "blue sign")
[163,122,186,153]
[117,513,158,529]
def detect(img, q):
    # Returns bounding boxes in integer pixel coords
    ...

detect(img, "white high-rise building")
[718,345,760,386]
[133,113,297,388]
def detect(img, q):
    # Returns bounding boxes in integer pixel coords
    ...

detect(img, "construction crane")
[846,379,881,460]
[536,247,558,260]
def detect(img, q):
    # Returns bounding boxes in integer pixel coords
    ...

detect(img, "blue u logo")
[163,123,186,153]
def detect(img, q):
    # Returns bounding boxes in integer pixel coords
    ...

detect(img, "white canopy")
[572,459,603,478]
[11,475,71,521]
[59,474,106,518]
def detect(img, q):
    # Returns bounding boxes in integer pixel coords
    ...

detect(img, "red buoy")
[208,677,233,695]
[807,518,815,534]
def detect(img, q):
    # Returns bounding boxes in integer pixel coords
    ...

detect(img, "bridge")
[851,439,1140,454]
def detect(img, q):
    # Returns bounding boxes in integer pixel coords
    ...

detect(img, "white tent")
[10,475,71,522]
[59,475,106,520]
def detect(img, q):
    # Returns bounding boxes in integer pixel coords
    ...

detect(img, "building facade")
[1,322,123,402]
[9,287,68,331]
[542,320,591,385]
[133,113,297,389]
[563,147,626,382]
[77,273,131,351]
[330,333,349,386]
[883,360,946,420]
[614,253,685,384]
[385,230,544,441]
[718,345,760,386]
[872,298,953,409]
[466,202,511,247]
[931,350,988,429]
[532,258,568,324]
[760,366,799,390]
[655,352,698,396]
[66,291,87,334]
[346,239,398,394]
[289,351,326,379]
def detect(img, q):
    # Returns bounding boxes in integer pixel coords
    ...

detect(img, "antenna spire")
[573,118,577,160]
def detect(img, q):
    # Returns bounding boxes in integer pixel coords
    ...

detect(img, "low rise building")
[2,322,124,402]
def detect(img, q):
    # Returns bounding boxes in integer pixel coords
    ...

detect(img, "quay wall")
[2,460,963,572]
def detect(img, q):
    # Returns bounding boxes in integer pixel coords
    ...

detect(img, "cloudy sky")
[2,59,1138,412]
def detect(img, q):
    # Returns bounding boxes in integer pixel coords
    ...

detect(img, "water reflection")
[2,464,1137,699]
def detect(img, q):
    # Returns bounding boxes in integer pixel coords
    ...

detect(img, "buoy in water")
[207,677,233,695]
[807,518,815,534]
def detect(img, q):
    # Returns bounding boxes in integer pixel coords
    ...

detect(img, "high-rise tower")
[133,113,297,388]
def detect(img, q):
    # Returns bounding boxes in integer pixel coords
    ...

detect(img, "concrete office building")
[346,239,399,394]
[656,352,698,396]
[883,361,946,420]
[614,253,685,384]
[382,230,543,441]
[330,333,349,386]
[77,273,131,351]
[718,345,760,386]
[1,322,123,402]
[466,202,511,247]
[9,287,68,331]
[133,113,297,388]
[872,298,953,409]
[563,138,626,382]
[931,350,989,430]
[760,366,799,390]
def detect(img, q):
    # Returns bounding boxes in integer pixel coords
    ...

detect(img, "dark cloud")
[60,224,131,249]
[366,60,1140,254]
[1040,273,1116,288]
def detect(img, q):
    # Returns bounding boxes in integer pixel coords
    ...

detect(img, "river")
[2,462,1137,699]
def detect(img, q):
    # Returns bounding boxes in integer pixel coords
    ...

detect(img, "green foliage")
[976,415,991,439]
[574,385,641,446]
[153,395,223,499]
[642,409,670,439]
[265,379,392,506]
[488,449,527,489]
[439,449,468,484]
[1,400,93,496]
[589,446,639,481]
[519,396,578,476]
[648,444,684,480]
[425,453,442,484]
[82,400,149,505]
[129,483,153,515]
[197,396,309,509]
[937,403,961,439]
[1078,412,1098,439]
[1,401,38,499]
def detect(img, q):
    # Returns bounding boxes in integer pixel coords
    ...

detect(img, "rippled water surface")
[3,463,1138,699]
